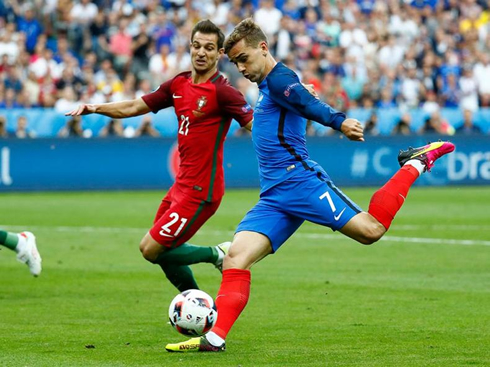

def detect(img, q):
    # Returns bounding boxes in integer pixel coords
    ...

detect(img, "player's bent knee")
[223,232,272,270]
[357,235,377,245]
[342,213,386,245]
[139,243,154,261]
[139,240,146,254]
[139,236,163,262]
[223,247,248,270]
[140,247,155,262]
[358,224,385,245]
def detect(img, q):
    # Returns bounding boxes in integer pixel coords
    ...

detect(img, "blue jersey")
[253,62,346,192]
[237,63,360,251]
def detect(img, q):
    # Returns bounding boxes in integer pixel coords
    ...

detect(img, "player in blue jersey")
[165,18,455,352]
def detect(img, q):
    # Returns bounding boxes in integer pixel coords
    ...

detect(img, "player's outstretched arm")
[65,103,97,116]
[301,83,319,99]
[65,98,151,119]
[341,118,364,142]
[268,71,345,131]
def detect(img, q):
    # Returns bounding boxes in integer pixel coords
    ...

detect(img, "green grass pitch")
[0,187,489,367]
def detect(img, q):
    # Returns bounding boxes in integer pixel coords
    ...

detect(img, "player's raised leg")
[341,141,455,243]
[0,229,42,276]
[165,230,272,352]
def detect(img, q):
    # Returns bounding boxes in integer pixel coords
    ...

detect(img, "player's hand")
[65,104,96,116]
[302,83,319,99]
[341,118,364,142]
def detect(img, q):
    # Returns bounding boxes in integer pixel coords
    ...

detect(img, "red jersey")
[142,71,253,202]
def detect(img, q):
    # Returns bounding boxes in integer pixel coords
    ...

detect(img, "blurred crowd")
[0,0,489,138]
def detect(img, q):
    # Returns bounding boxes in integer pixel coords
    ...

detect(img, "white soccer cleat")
[16,231,42,277]
[214,241,231,273]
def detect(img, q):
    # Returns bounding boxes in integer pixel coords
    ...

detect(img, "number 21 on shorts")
[160,212,188,238]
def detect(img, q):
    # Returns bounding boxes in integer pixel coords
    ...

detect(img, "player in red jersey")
[66,20,254,291]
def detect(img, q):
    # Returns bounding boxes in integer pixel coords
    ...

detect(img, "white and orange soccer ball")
[168,289,217,336]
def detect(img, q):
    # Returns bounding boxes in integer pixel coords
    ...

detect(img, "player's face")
[190,32,223,74]
[228,39,267,84]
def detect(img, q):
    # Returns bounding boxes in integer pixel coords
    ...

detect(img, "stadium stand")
[0,0,489,137]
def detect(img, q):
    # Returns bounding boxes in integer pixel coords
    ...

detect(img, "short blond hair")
[224,18,268,55]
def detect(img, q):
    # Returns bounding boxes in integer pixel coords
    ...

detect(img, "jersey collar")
[208,70,221,83]
[188,70,221,84]
[259,62,282,89]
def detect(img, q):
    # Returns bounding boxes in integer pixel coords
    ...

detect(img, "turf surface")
[0,187,489,366]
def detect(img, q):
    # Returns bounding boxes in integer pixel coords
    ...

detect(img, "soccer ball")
[168,289,217,336]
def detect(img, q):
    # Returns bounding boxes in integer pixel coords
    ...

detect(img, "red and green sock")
[0,230,20,251]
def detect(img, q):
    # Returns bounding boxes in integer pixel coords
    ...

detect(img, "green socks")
[155,243,219,292]
[0,230,20,251]
[156,243,218,266]
[161,264,199,292]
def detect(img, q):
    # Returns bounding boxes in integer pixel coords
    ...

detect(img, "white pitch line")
[1,224,490,247]
[0,225,146,234]
[3,223,490,232]
[276,232,490,247]
[379,235,490,246]
[392,224,490,231]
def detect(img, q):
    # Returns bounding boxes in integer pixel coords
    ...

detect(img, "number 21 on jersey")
[179,115,190,136]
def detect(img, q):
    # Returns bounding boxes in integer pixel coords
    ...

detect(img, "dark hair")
[191,19,225,49]
[224,18,268,55]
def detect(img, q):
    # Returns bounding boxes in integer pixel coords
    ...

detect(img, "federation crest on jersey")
[192,96,207,117]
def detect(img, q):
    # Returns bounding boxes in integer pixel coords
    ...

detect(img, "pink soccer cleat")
[398,141,455,172]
